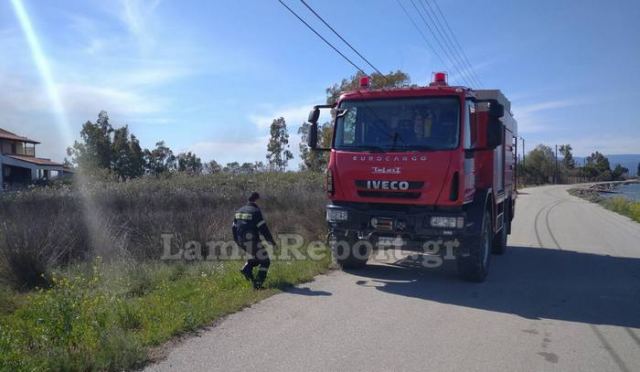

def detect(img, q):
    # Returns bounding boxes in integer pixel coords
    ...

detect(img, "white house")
[0,128,65,191]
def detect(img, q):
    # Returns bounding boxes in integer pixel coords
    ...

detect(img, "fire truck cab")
[307,73,517,282]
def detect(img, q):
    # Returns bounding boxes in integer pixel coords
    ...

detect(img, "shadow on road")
[283,286,332,296]
[349,246,640,328]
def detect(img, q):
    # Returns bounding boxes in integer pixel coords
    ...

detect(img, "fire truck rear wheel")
[332,235,370,269]
[457,211,492,282]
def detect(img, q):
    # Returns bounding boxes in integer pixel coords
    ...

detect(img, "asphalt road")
[146,185,640,372]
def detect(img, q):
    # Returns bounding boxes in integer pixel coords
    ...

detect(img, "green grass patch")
[569,188,640,223]
[0,284,18,316]
[0,250,331,371]
[600,196,640,223]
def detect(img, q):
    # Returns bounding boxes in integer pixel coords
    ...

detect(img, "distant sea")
[602,183,640,202]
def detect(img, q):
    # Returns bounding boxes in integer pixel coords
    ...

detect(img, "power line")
[407,0,473,87]
[425,0,481,86]
[395,0,460,85]
[298,0,382,75]
[276,0,366,74]
[420,0,480,87]
[413,0,474,87]
[429,0,484,87]
[430,0,483,86]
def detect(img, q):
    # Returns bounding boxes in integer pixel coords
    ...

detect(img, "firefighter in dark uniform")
[232,192,276,289]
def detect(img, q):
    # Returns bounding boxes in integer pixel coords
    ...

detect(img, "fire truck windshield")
[334,97,460,151]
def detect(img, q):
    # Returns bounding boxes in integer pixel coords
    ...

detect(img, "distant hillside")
[573,154,640,176]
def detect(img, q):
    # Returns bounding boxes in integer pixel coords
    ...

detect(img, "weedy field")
[0,172,330,371]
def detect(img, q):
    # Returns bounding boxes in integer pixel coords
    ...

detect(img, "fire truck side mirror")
[307,122,318,149]
[308,108,320,124]
[306,104,333,151]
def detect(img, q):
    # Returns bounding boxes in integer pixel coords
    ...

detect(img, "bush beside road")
[0,254,330,371]
[0,172,330,371]
[569,184,640,223]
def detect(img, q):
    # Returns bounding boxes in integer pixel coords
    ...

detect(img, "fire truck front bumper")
[326,203,471,245]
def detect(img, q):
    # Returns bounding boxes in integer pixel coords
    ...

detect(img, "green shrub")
[602,196,640,223]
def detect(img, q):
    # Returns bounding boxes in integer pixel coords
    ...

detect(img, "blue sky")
[1,0,639,167]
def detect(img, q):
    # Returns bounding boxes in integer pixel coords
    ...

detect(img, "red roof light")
[359,76,370,88]
[430,72,448,86]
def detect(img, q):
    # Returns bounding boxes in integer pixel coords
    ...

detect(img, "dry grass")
[0,171,326,289]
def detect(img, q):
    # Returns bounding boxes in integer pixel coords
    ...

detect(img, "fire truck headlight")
[327,209,348,222]
[430,216,464,229]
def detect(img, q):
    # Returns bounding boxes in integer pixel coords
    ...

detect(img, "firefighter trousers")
[239,240,271,281]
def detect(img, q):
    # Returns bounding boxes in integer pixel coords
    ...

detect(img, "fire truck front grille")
[357,190,421,199]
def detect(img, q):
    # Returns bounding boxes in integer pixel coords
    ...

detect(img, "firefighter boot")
[240,263,254,282]
[253,268,268,289]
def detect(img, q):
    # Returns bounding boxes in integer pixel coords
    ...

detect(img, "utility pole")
[555,144,559,184]
[521,137,526,167]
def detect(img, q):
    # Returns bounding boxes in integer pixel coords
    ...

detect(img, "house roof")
[6,155,63,167]
[0,128,40,144]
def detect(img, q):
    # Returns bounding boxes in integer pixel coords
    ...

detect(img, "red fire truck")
[306,72,517,282]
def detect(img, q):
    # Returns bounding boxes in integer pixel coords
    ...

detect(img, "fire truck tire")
[332,236,370,269]
[457,211,492,282]
[492,204,509,255]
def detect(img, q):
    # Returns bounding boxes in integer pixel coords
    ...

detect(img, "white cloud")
[60,83,166,116]
[189,135,271,165]
[112,65,190,87]
[512,99,585,134]
[556,135,640,156]
[248,101,320,129]
[516,99,581,114]
[118,0,161,50]
[0,72,165,117]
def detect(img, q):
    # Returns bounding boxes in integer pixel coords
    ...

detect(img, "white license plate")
[377,236,405,246]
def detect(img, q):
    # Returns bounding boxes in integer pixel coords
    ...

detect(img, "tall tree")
[111,126,145,179]
[67,110,113,170]
[612,164,629,181]
[204,160,222,174]
[266,117,293,171]
[253,161,266,172]
[583,151,611,181]
[177,152,203,175]
[239,162,256,174]
[223,162,240,174]
[144,141,176,176]
[523,145,556,184]
[128,135,145,178]
[559,144,575,169]
[67,111,148,179]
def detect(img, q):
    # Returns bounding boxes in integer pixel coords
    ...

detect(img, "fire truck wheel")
[332,236,370,269]
[457,211,492,282]
[492,204,509,255]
